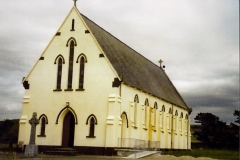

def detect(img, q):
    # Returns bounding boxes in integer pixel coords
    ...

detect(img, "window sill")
[86,136,96,138]
[37,135,46,137]
[53,89,62,92]
[76,89,85,91]
[64,89,73,91]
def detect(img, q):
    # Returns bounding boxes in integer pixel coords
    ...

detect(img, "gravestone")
[22,112,39,158]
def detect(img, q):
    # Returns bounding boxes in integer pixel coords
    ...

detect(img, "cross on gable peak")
[73,0,77,7]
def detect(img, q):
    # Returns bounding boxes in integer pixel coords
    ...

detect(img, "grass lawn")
[166,148,239,160]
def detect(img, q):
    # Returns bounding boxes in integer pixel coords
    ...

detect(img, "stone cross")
[28,112,39,145]
[73,0,77,7]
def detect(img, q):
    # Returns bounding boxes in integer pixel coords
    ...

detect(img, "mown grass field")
[166,148,239,160]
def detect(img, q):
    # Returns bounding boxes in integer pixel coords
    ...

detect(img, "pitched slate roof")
[81,14,189,110]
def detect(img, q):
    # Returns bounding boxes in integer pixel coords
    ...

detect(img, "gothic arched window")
[86,114,97,138]
[56,58,63,90]
[154,102,158,130]
[79,57,85,89]
[67,40,75,90]
[144,98,149,128]
[134,95,139,128]
[37,114,48,137]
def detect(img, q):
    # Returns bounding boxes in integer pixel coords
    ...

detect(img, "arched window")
[79,57,85,89]
[67,40,75,90]
[161,105,165,130]
[169,108,172,114]
[56,58,63,90]
[40,117,46,136]
[162,105,165,112]
[86,114,97,138]
[134,95,139,128]
[144,99,149,128]
[37,115,48,137]
[71,19,75,31]
[154,102,158,130]
[175,110,178,131]
[89,117,95,137]
[185,114,188,120]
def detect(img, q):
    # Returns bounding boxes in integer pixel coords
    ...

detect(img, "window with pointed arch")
[56,58,63,90]
[180,112,183,132]
[144,99,149,129]
[161,105,165,129]
[175,110,178,131]
[79,56,85,90]
[168,107,172,130]
[67,40,75,90]
[86,115,97,138]
[153,102,158,131]
[134,95,139,128]
[37,115,48,137]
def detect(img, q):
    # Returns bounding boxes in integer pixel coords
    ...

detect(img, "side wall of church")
[18,8,120,148]
[118,84,191,149]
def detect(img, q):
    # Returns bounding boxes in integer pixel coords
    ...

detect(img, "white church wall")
[19,7,120,148]
[120,84,190,149]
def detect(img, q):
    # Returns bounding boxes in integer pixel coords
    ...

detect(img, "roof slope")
[81,14,189,110]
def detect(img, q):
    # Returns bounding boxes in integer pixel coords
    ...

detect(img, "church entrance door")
[62,112,75,148]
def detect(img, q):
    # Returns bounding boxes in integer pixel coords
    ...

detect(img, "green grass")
[166,148,239,160]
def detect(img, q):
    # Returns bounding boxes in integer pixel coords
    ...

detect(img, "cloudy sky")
[0,0,239,124]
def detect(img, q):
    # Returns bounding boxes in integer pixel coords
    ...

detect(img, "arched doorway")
[120,112,128,148]
[62,112,75,147]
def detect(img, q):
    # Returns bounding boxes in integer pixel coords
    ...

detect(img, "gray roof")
[81,14,189,110]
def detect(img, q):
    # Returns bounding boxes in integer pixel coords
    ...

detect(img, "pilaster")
[105,94,121,147]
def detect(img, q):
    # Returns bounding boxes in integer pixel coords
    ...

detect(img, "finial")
[73,0,77,7]
[158,59,163,68]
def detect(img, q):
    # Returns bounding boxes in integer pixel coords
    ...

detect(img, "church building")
[18,2,192,155]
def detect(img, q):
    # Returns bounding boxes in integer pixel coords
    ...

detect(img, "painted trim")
[86,114,97,125]
[54,55,65,64]
[66,37,77,47]
[76,53,88,63]
[39,114,48,124]
[121,111,129,128]
[55,106,78,124]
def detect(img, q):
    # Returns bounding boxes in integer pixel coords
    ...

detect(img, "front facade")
[18,5,191,155]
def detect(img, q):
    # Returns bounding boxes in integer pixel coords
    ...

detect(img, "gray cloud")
[0,0,239,124]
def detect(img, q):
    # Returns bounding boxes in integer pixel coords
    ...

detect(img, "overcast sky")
[0,0,239,124]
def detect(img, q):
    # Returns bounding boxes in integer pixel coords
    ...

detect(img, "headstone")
[22,112,40,158]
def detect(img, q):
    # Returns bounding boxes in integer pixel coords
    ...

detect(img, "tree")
[233,110,240,125]
[194,113,220,144]
[194,112,239,149]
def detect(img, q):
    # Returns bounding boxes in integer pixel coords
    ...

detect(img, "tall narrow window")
[56,58,63,90]
[161,105,165,130]
[154,102,157,130]
[144,99,149,129]
[71,19,75,31]
[79,57,85,89]
[40,117,46,136]
[169,108,172,130]
[89,117,95,137]
[38,115,48,137]
[175,110,178,131]
[67,41,75,89]
[86,114,97,138]
[134,95,139,128]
